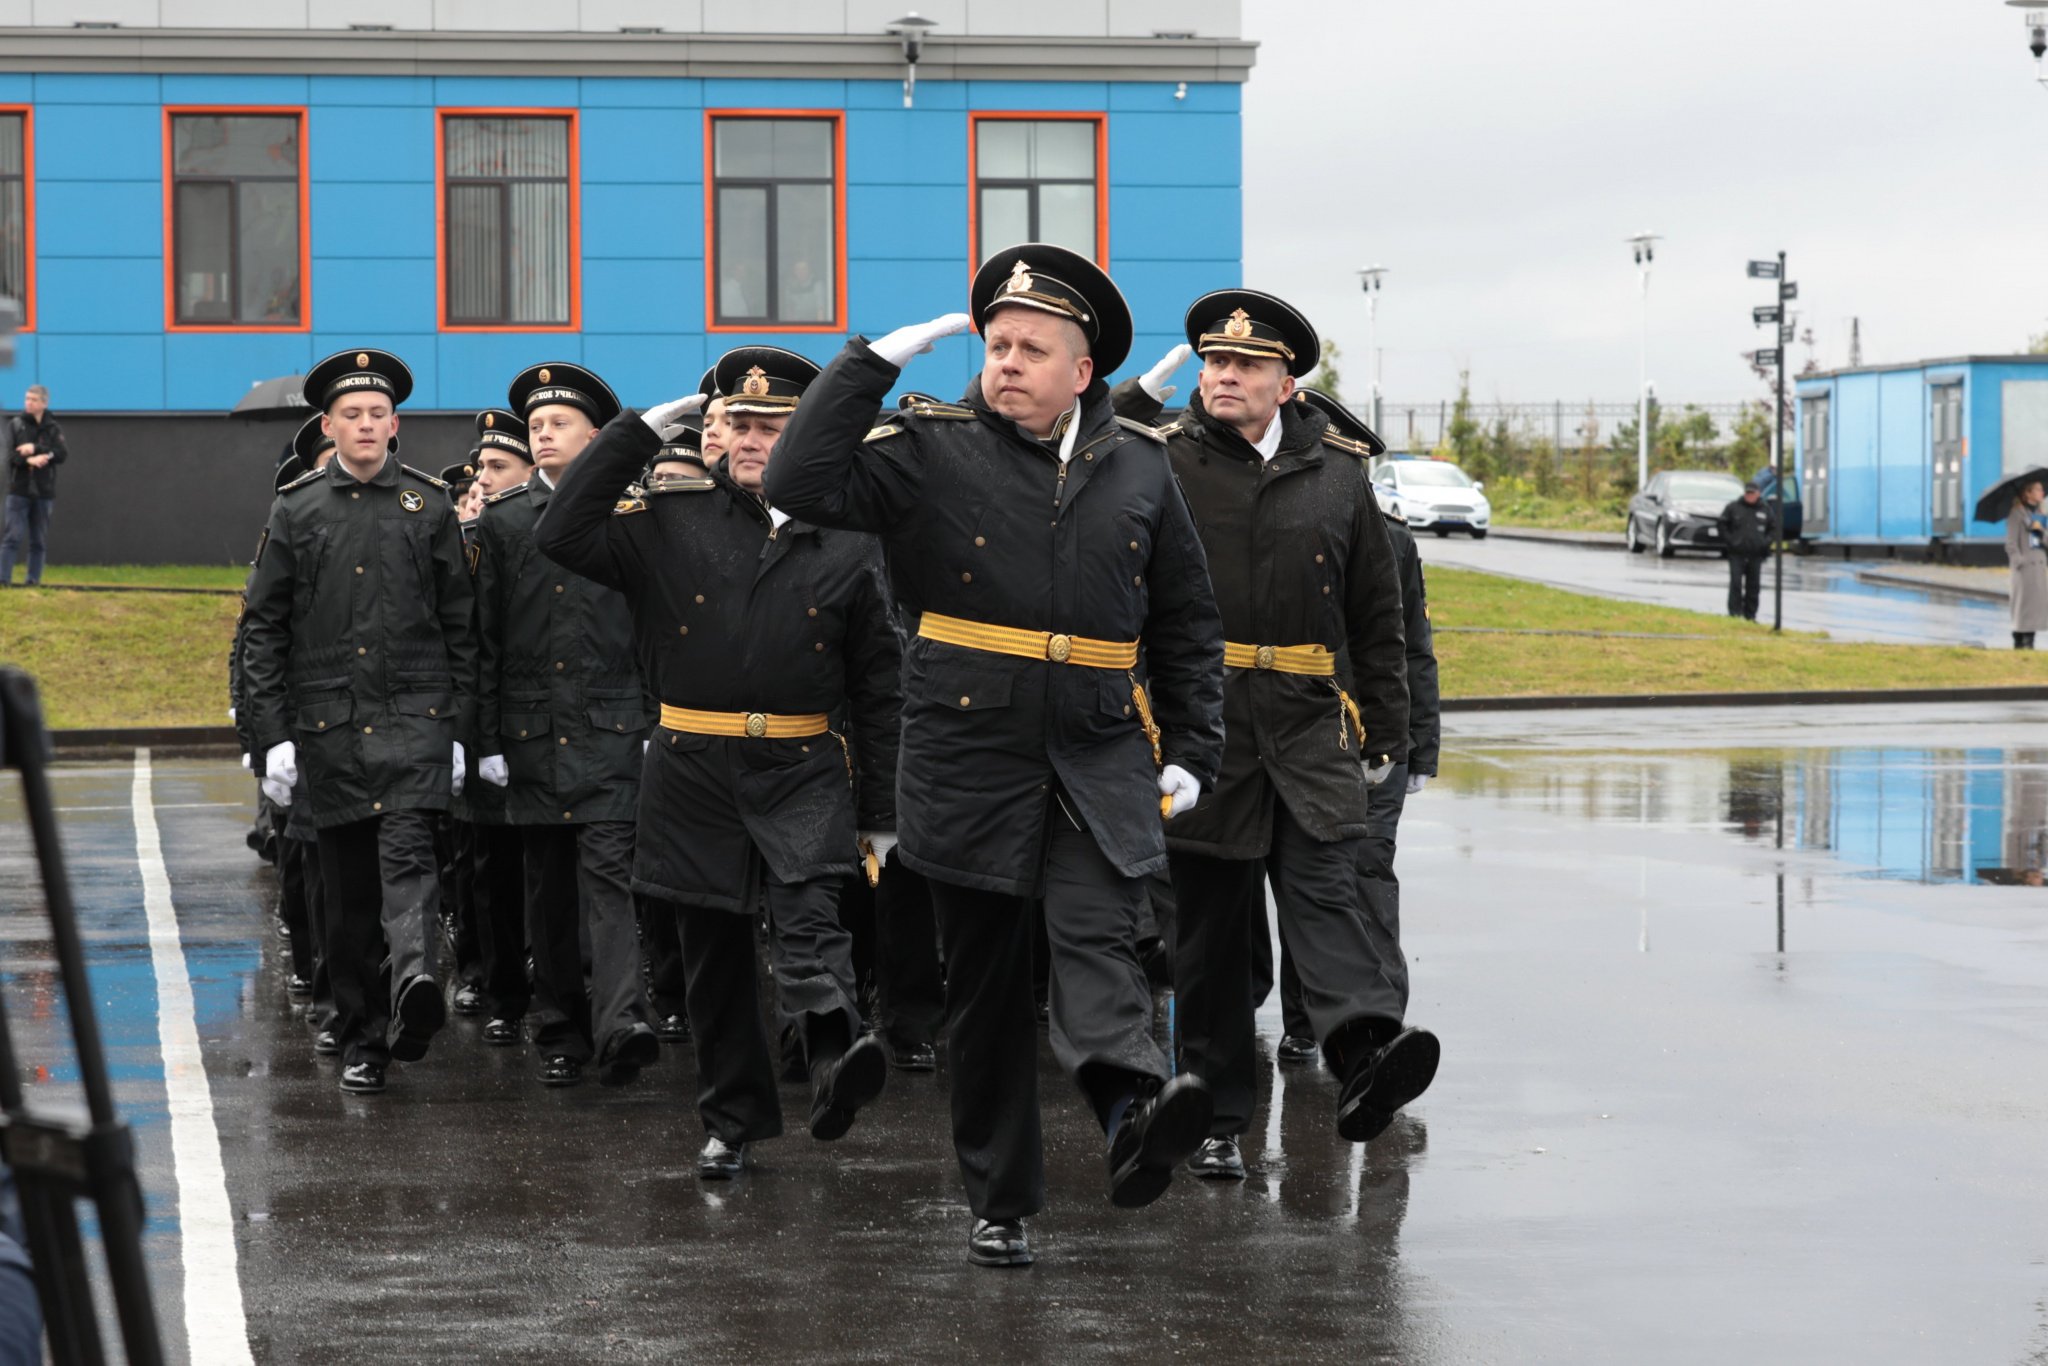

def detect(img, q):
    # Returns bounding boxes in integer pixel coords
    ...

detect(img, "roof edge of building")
[1797,354,2048,383]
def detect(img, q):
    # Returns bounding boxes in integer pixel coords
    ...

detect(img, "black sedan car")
[1625,469,1747,557]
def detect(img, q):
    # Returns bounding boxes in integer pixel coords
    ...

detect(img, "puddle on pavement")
[1442,745,2048,886]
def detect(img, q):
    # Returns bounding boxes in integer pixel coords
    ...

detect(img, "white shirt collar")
[536,467,556,490]
[1052,403,1083,465]
[769,507,792,530]
[1253,408,1284,463]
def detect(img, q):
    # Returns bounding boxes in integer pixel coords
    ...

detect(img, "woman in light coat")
[2007,478,2048,649]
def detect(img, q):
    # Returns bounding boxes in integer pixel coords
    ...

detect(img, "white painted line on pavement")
[131,748,254,1366]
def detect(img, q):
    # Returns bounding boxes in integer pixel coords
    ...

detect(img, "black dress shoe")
[654,1012,690,1043]
[539,1054,584,1087]
[481,1016,521,1047]
[1189,1136,1246,1181]
[339,1061,385,1094]
[1277,1035,1319,1065]
[451,982,486,1017]
[285,974,312,1000]
[699,1136,747,1180]
[1107,1073,1213,1209]
[887,1038,937,1072]
[388,975,447,1063]
[312,1029,341,1057]
[1336,1027,1441,1143]
[809,1033,888,1141]
[598,1024,660,1087]
[967,1218,1033,1268]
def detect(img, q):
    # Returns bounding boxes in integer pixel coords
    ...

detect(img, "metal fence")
[1356,399,1763,454]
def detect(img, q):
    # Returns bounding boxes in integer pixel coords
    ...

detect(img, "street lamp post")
[1356,266,1387,436]
[2006,0,2048,85]
[1627,232,1660,492]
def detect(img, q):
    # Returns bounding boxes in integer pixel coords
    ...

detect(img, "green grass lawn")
[31,564,247,590]
[1,564,2043,728]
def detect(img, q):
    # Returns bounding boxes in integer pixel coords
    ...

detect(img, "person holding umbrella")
[1974,467,2048,650]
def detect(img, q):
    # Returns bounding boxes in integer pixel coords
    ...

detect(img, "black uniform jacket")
[534,412,901,911]
[474,475,650,827]
[241,454,477,828]
[450,516,510,828]
[765,338,1226,897]
[1717,496,1780,556]
[1112,385,1408,858]
[1387,517,1441,777]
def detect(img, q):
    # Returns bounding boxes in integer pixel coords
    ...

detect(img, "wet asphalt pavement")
[1416,534,2011,646]
[3,702,2048,1362]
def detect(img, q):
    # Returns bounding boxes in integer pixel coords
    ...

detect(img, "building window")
[166,109,307,330]
[0,109,30,331]
[439,112,579,330]
[970,115,1105,265]
[707,113,843,331]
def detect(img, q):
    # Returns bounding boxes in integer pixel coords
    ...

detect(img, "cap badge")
[1005,261,1034,295]
[355,352,370,367]
[484,413,495,429]
[538,368,552,383]
[741,366,771,397]
[1223,309,1254,340]
[463,464,475,477]
[400,490,424,512]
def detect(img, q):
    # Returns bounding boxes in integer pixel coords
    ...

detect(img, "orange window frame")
[0,105,35,333]
[436,107,582,334]
[966,111,1108,271]
[703,109,847,335]
[162,105,312,334]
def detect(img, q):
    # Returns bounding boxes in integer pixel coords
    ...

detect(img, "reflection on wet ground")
[4,704,2048,1363]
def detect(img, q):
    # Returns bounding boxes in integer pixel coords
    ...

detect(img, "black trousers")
[1727,552,1765,618]
[677,873,862,1144]
[930,820,1170,1222]
[640,894,688,1019]
[839,862,945,1047]
[523,820,647,1063]
[273,811,315,983]
[470,824,528,1018]
[1177,797,1402,1138]
[445,818,483,988]
[1279,765,1411,1040]
[315,810,440,1067]
[296,834,335,1032]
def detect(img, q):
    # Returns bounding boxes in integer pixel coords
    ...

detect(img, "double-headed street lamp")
[1626,231,1660,491]
[1356,265,1387,434]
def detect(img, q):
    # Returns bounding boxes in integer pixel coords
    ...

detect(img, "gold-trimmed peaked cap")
[1185,288,1320,379]
[305,347,414,411]
[1292,387,1387,458]
[508,361,622,428]
[474,408,532,464]
[972,241,1132,375]
[713,346,821,417]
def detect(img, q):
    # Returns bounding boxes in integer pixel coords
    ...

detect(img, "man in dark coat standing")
[1116,293,1436,1181]
[474,366,659,1088]
[766,243,1227,1268]
[1716,481,1778,621]
[1,384,64,587]
[241,349,476,1095]
[535,346,900,1178]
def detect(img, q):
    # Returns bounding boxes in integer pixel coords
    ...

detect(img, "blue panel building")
[1795,355,2048,555]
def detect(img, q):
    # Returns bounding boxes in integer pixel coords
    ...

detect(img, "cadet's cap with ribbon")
[713,346,821,417]
[305,348,415,411]
[474,408,532,463]
[273,454,306,493]
[659,422,704,456]
[1292,387,1388,458]
[1184,288,1320,380]
[972,242,1132,376]
[697,366,721,401]
[291,411,336,466]
[508,362,622,428]
[439,461,479,494]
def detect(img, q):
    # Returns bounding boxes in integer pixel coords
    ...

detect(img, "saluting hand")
[870,313,973,369]
[1139,343,1194,402]
[639,392,707,437]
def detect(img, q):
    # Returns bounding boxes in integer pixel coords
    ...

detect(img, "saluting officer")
[473,364,661,1088]
[534,346,900,1177]
[241,349,476,1095]
[767,243,1226,1268]
[1115,292,1437,1179]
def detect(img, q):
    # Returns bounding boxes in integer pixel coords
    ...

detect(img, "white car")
[1369,459,1491,538]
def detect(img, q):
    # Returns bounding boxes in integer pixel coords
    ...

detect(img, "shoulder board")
[279,468,324,493]
[1382,505,1408,527]
[1156,419,1186,439]
[864,423,903,443]
[1321,431,1375,459]
[612,497,647,515]
[400,464,451,491]
[1114,416,1167,445]
[646,476,718,495]
[905,401,976,420]
[482,484,527,505]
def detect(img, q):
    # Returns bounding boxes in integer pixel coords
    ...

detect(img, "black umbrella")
[231,373,310,418]
[1972,466,2048,525]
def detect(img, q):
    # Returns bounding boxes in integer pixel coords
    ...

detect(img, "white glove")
[861,831,899,865]
[871,313,973,369]
[227,705,236,722]
[1139,343,1194,402]
[240,752,252,771]
[639,392,707,436]
[479,753,509,788]
[1406,772,1430,796]
[1158,763,1201,819]
[262,741,297,807]
[1364,758,1394,787]
[452,741,466,797]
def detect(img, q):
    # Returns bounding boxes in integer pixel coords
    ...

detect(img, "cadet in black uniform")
[767,244,1227,1268]
[535,347,900,1175]
[474,363,660,1088]
[438,454,489,1018]
[242,349,477,1094]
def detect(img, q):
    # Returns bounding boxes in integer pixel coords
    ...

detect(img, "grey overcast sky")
[1240,0,2048,408]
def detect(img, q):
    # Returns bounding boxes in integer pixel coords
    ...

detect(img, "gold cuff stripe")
[919,611,1139,670]
[1221,641,1337,676]
[659,705,830,738]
